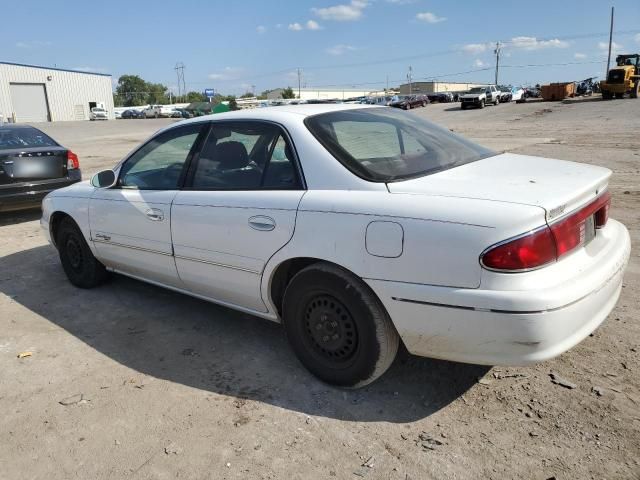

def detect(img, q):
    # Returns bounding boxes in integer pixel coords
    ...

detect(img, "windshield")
[468,87,485,94]
[0,127,58,150]
[304,107,495,182]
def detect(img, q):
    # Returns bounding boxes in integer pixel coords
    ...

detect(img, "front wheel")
[282,263,399,388]
[57,217,109,288]
[631,82,639,99]
[479,99,485,109]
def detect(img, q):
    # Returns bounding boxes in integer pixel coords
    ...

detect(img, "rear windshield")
[304,107,495,182]
[0,127,58,150]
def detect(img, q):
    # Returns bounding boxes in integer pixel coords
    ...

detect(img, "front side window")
[119,124,202,189]
[189,122,301,190]
[304,107,495,182]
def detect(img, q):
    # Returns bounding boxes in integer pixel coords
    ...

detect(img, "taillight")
[481,192,611,272]
[67,150,80,170]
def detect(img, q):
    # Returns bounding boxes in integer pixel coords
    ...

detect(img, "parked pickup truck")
[143,105,175,118]
[460,85,500,109]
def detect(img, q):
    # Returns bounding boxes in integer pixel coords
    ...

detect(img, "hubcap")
[304,295,357,362]
[66,236,83,272]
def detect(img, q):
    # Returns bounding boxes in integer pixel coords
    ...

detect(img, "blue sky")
[4,0,640,94]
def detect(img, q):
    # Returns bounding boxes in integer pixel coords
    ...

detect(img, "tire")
[282,262,399,388]
[422,102,427,107]
[631,82,639,99]
[494,97,499,106]
[615,92,624,99]
[479,99,485,109]
[56,217,109,289]
[155,113,159,118]
[406,103,411,110]
[461,104,467,110]
[602,90,612,100]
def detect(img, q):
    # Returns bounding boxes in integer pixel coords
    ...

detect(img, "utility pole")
[297,68,302,99]
[386,75,389,92]
[174,62,186,102]
[407,66,413,95]
[251,84,256,97]
[606,6,614,78]
[494,42,502,85]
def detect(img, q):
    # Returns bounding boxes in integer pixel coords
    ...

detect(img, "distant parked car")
[498,86,513,103]
[0,125,81,212]
[427,92,454,103]
[389,95,428,110]
[90,107,108,121]
[172,108,193,119]
[114,111,122,119]
[121,109,144,119]
[525,87,541,98]
[511,86,525,102]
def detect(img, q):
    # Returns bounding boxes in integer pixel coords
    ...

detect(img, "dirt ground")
[1,99,639,480]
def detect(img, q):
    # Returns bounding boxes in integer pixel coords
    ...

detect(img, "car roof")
[0,124,39,130]
[182,103,382,125]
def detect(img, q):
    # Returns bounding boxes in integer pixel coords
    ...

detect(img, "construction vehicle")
[600,54,640,99]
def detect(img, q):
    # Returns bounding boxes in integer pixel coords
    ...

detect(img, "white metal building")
[399,81,488,95]
[0,62,114,122]
[267,88,375,101]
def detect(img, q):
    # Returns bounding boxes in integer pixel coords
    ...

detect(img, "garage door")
[10,83,50,123]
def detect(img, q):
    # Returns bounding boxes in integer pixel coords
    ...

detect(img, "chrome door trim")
[174,254,261,275]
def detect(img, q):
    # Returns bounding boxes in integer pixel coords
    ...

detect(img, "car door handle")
[248,215,275,231]
[145,208,164,221]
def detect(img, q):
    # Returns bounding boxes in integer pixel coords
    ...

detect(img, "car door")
[89,123,205,286]
[172,121,305,313]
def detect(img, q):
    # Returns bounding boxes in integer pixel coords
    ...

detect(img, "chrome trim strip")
[174,255,261,275]
[92,238,172,256]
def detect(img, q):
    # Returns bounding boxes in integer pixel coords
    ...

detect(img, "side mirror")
[91,169,117,188]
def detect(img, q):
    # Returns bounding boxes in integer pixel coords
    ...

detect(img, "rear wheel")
[602,90,613,100]
[615,92,624,99]
[494,97,499,106]
[631,82,639,99]
[461,104,467,110]
[479,99,485,109]
[56,217,109,288]
[282,263,399,388]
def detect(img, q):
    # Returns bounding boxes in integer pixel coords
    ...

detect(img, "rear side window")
[0,128,58,150]
[304,107,495,182]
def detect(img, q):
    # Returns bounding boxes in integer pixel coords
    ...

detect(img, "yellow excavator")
[600,54,640,99]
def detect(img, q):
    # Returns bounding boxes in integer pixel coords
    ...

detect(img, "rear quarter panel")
[261,190,547,312]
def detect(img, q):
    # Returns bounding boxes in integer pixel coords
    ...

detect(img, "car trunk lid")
[387,153,611,223]
[0,147,69,186]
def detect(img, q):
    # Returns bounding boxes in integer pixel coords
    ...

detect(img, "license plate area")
[582,214,596,245]
[12,157,64,179]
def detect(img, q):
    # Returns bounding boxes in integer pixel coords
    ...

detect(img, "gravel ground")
[1,99,638,480]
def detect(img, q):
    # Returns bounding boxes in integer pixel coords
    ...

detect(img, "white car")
[89,107,108,121]
[40,104,630,387]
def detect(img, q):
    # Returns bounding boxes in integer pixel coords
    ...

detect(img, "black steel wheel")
[283,262,399,387]
[57,217,109,288]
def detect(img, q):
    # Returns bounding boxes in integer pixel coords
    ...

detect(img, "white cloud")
[386,0,416,4]
[326,44,357,55]
[509,36,569,50]
[462,43,490,54]
[574,53,587,59]
[473,59,486,68]
[15,40,52,49]
[416,12,446,23]
[312,0,368,21]
[306,20,322,30]
[208,67,243,80]
[598,41,623,51]
[288,23,303,31]
[256,25,267,34]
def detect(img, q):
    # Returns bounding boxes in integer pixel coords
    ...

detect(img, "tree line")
[113,75,298,107]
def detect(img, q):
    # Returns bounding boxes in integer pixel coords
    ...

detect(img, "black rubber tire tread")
[282,262,399,388]
[57,217,109,289]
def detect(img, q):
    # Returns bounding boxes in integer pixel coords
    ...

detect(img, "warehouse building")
[399,81,488,95]
[0,62,114,123]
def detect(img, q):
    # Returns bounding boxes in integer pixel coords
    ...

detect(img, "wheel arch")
[49,211,75,249]
[267,257,382,321]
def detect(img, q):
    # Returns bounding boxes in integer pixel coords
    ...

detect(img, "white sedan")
[40,104,630,387]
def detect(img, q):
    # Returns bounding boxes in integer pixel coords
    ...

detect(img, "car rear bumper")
[366,219,631,366]
[0,172,81,212]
